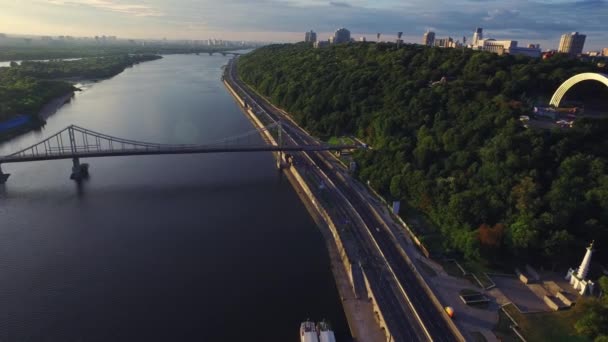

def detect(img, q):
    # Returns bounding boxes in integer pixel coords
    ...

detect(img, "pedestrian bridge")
[550,72,608,107]
[0,122,356,183]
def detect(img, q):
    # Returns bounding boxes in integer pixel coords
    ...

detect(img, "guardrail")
[500,304,527,342]
[446,259,497,290]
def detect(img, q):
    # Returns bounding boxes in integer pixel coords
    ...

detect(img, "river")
[0,55,350,341]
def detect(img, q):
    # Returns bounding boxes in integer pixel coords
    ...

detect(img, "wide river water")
[0,54,349,341]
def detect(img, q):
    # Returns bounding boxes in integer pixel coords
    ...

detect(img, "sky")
[0,0,607,50]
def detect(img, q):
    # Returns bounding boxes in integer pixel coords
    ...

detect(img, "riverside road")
[226,58,459,342]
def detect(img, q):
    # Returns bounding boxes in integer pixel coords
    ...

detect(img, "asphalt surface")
[225,58,459,342]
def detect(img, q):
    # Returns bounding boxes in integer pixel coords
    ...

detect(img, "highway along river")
[0,54,349,341]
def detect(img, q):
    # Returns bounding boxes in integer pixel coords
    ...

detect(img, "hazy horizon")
[1,0,607,50]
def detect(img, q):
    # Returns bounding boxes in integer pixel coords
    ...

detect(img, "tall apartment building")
[434,37,454,48]
[422,31,435,46]
[304,30,317,43]
[472,28,483,47]
[558,32,586,55]
[333,28,351,44]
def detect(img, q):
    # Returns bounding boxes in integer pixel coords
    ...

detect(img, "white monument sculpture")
[565,241,595,295]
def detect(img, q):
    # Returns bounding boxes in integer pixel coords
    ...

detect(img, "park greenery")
[238,42,608,266]
[575,276,608,341]
[0,54,161,126]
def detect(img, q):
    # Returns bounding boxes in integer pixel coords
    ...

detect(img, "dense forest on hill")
[0,54,160,123]
[238,43,608,266]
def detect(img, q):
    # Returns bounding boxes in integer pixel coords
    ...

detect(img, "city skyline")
[0,0,607,50]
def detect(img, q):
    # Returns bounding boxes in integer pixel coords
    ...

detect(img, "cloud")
[329,1,353,7]
[483,9,520,21]
[45,0,163,17]
[5,0,606,49]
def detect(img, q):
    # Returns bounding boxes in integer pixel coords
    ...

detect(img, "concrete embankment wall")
[224,79,390,341]
[224,81,275,145]
[225,79,356,290]
[362,270,391,339]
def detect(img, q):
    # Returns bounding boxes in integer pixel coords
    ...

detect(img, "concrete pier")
[0,164,9,184]
[70,158,89,181]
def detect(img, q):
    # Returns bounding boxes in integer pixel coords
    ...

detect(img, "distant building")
[333,28,351,44]
[472,27,483,47]
[543,50,557,60]
[314,40,330,49]
[359,37,367,42]
[476,39,541,57]
[422,31,435,46]
[603,48,608,56]
[304,30,317,43]
[509,46,541,58]
[434,37,454,48]
[558,32,586,55]
[481,40,515,55]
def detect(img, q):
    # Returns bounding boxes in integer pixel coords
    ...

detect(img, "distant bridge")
[0,122,356,183]
[550,72,608,107]
[208,52,242,57]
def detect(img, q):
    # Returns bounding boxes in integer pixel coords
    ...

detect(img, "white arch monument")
[550,72,608,107]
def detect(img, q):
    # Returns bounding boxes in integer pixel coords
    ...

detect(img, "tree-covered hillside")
[238,43,608,266]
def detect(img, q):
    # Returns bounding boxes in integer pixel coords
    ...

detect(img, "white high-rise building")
[472,27,483,47]
[558,32,586,55]
[422,31,435,46]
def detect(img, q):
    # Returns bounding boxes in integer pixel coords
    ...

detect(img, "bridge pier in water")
[276,152,294,170]
[0,124,355,181]
[276,152,285,169]
[0,164,9,184]
[70,158,89,181]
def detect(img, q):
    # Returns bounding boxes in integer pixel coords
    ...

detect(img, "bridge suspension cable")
[4,122,292,160]
[0,122,357,183]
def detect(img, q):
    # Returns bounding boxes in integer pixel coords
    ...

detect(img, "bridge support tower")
[70,158,89,181]
[275,121,288,170]
[0,164,9,184]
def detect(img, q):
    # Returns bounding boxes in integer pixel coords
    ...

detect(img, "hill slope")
[238,43,608,266]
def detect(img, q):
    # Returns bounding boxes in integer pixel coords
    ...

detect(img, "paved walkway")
[342,169,501,341]
[286,169,386,342]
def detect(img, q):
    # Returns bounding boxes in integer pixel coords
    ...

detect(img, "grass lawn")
[439,259,466,277]
[327,136,355,146]
[495,307,525,342]
[503,303,590,342]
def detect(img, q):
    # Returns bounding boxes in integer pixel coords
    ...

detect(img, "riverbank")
[39,92,75,121]
[0,91,74,142]
[0,55,161,142]
[223,78,386,342]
